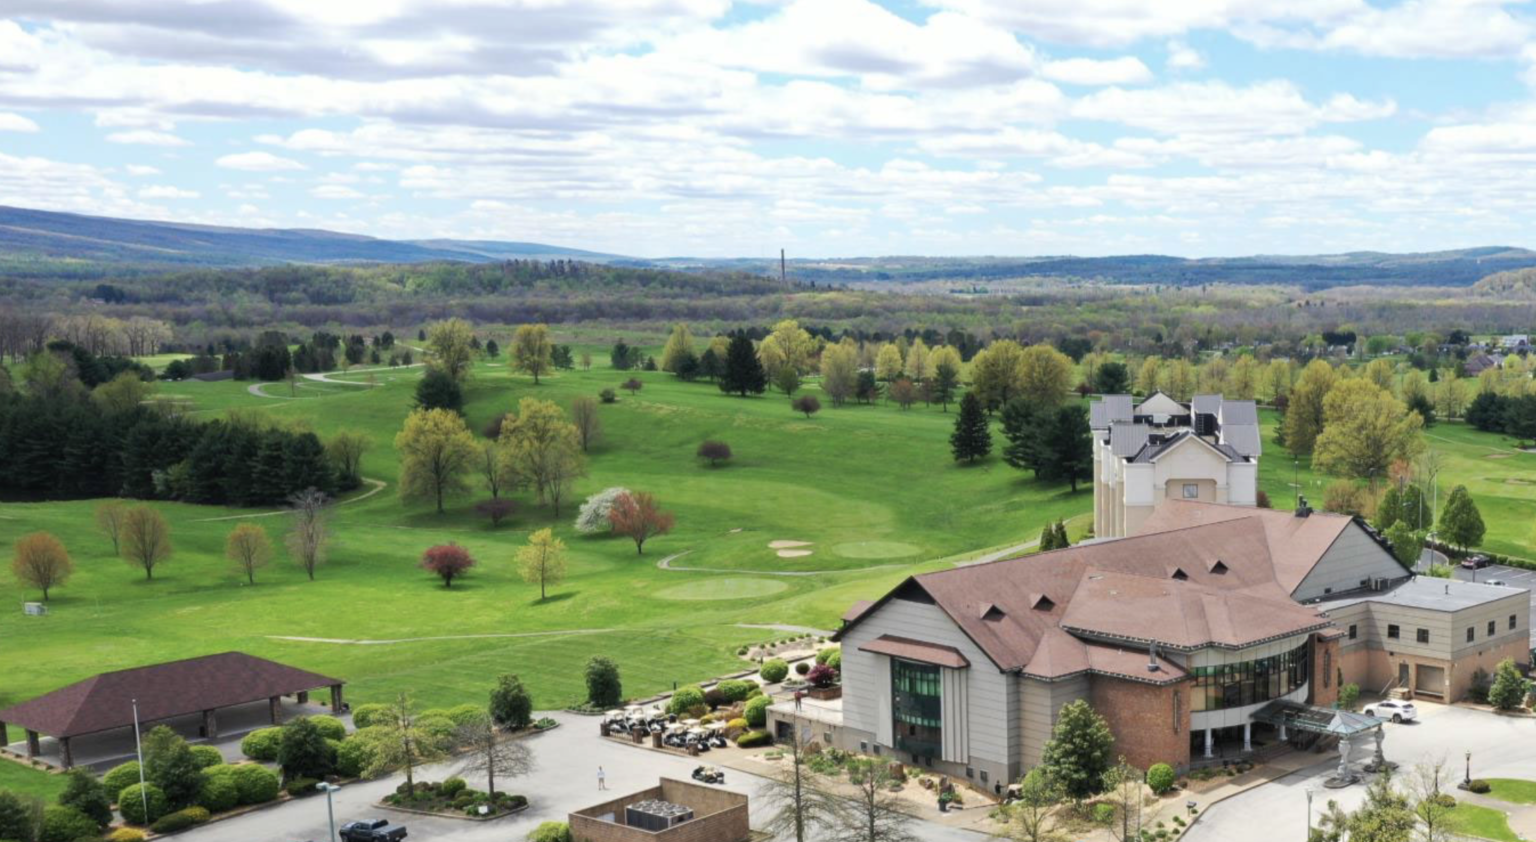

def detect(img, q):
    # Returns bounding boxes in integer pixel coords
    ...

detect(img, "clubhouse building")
[802,417,1531,787]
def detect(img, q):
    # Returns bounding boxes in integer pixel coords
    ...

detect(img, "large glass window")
[1189,640,1311,712]
[892,660,942,762]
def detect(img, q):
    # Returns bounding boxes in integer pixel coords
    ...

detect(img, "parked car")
[1363,700,1418,723]
[339,819,408,842]
[1487,579,1507,587]
[1461,555,1491,570]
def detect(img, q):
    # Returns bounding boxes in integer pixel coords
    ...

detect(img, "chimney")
[1295,495,1312,518]
[1147,641,1161,672]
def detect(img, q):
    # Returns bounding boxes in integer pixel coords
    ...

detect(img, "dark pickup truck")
[339,819,408,842]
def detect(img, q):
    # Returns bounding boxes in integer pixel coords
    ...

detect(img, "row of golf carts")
[602,706,733,751]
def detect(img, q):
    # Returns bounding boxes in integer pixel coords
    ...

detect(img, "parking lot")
[1450,560,1536,648]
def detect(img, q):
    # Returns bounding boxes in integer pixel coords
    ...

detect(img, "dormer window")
[1208,559,1229,575]
[979,603,1006,621]
[1030,594,1055,612]
[1170,568,1189,581]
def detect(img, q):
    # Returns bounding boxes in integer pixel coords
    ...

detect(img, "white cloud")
[1072,80,1394,137]
[138,185,200,199]
[0,112,39,132]
[1166,40,1205,70]
[125,164,161,176]
[1041,56,1151,86]
[106,129,190,146]
[216,151,306,171]
[310,184,364,199]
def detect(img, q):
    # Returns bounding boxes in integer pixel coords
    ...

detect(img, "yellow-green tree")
[1158,359,1196,401]
[91,371,155,415]
[767,319,815,374]
[1261,358,1293,403]
[1362,358,1395,392]
[1225,355,1260,400]
[659,323,696,373]
[499,398,586,515]
[395,408,478,514]
[906,338,932,381]
[517,527,568,600]
[757,335,788,387]
[819,342,858,406]
[874,343,904,382]
[426,318,477,383]
[1135,356,1162,396]
[510,323,553,384]
[1282,359,1338,456]
[1018,345,1075,407]
[1197,357,1229,395]
[969,339,1026,410]
[1313,379,1424,484]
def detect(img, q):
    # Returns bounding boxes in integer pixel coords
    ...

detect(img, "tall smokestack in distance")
[780,248,787,288]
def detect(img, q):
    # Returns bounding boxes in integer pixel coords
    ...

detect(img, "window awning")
[1249,700,1383,737]
[859,635,969,669]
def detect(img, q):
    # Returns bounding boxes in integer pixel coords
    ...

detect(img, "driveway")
[1187,703,1536,842]
[176,711,985,842]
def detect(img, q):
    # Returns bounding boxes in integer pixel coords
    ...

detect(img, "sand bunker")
[776,549,813,558]
[769,540,813,549]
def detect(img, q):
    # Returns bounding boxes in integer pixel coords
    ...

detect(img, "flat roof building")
[569,778,749,842]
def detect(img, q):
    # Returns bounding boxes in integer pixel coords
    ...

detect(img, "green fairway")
[0,761,67,800]
[1445,802,1521,842]
[0,358,1089,718]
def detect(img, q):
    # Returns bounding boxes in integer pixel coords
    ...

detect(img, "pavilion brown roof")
[858,635,970,669]
[0,652,342,738]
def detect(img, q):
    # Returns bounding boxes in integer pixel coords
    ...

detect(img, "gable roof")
[1135,391,1186,417]
[838,515,1316,675]
[1090,394,1134,429]
[0,652,341,739]
[1134,500,1357,593]
[1191,394,1222,415]
[1109,422,1151,457]
[1059,569,1330,649]
[1129,430,1245,464]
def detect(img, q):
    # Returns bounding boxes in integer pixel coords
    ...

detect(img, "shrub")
[1093,803,1116,825]
[279,717,334,779]
[350,703,390,728]
[668,685,706,716]
[744,695,771,727]
[117,782,169,825]
[1431,793,1457,808]
[736,730,772,748]
[441,777,468,798]
[806,664,838,688]
[285,777,319,797]
[529,821,573,842]
[714,679,757,703]
[230,763,281,805]
[335,735,378,779]
[150,806,210,834]
[599,388,617,404]
[417,714,457,745]
[307,715,348,741]
[1469,779,1492,794]
[189,745,224,769]
[697,440,732,467]
[1147,764,1176,795]
[535,717,557,729]
[58,767,112,827]
[108,829,148,842]
[491,674,535,730]
[795,662,811,676]
[39,805,100,842]
[446,704,486,727]
[103,761,143,799]
[196,771,239,813]
[1338,683,1361,712]
[586,656,623,708]
[760,659,790,683]
[240,727,283,762]
[822,650,841,671]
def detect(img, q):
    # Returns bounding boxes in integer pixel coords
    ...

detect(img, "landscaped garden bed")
[381,777,528,820]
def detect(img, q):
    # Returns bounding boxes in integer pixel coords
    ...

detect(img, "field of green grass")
[0,355,1091,725]
[1445,801,1521,842]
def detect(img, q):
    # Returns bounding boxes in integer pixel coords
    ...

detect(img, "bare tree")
[829,757,918,842]
[761,727,837,842]
[571,396,602,452]
[225,523,272,585]
[120,506,172,580]
[95,501,127,554]
[996,769,1067,842]
[286,488,329,581]
[10,532,73,601]
[456,712,535,798]
[1409,757,1458,842]
[1101,758,1144,842]
[365,692,447,796]
[479,441,516,498]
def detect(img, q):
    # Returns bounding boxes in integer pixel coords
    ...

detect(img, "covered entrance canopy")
[1250,700,1382,738]
[0,652,343,768]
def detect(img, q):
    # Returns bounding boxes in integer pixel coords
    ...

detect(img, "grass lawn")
[1445,802,1521,842]
[1484,779,1536,805]
[0,356,1089,722]
[0,761,67,800]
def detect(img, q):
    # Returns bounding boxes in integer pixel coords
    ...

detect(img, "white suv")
[1364,699,1418,723]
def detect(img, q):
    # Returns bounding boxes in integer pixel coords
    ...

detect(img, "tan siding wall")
[1293,525,1406,601]
[1018,675,1088,769]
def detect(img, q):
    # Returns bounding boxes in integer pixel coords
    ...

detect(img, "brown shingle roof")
[1060,570,1331,649]
[858,635,970,669]
[0,652,342,738]
[1134,500,1355,592]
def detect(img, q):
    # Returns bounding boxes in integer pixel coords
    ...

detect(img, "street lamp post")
[317,782,341,842]
[1465,751,1473,788]
[1306,788,1315,840]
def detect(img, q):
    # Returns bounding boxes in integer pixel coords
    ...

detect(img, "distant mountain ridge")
[0,205,620,271]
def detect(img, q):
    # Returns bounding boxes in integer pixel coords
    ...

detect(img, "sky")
[2,1,1536,259]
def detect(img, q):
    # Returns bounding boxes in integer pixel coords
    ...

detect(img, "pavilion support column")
[203,709,219,740]
[269,696,281,725]
[329,684,344,713]
[297,691,309,704]
[1203,728,1213,759]
[1279,723,1288,742]
[1242,722,1252,753]
[60,737,72,769]
[0,721,8,746]
[24,730,39,759]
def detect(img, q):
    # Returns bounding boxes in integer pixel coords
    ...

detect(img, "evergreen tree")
[252,432,290,504]
[284,432,334,495]
[142,725,203,809]
[950,393,992,463]
[1374,485,1403,531]
[484,338,500,358]
[1439,485,1485,551]
[698,347,722,381]
[490,674,534,730]
[1053,520,1069,548]
[1092,361,1131,394]
[1488,658,1527,711]
[414,367,464,414]
[1504,394,1536,446]
[1406,392,1436,427]
[718,333,767,397]
[1039,523,1058,551]
[1466,391,1507,432]
[0,790,38,842]
[611,341,633,371]
[278,717,334,779]
[1001,398,1043,475]
[1041,700,1115,804]
[1039,404,1093,492]
[932,360,960,411]
[58,768,111,828]
[855,370,880,404]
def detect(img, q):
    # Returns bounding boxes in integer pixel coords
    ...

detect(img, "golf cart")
[692,765,726,784]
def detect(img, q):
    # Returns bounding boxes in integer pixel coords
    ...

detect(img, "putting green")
[655,578,790,601]
[833,541,921,560]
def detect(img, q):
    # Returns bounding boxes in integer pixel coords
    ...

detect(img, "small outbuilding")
[570,778,750,842]
[0,652,343,768]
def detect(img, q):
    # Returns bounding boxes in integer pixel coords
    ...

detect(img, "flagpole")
[132,699,149,823]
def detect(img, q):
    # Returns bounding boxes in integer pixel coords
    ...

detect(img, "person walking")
[598,765,607,791]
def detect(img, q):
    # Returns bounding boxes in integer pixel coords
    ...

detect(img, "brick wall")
[569,779,750,842]
[1311,634,1341,708]
[1089,676,1191,771]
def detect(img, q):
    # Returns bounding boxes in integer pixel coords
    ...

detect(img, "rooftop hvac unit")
[23,602,47,616]
[1194,413,1217,436]
[1370,577,1389,592]
[626,800,694,832]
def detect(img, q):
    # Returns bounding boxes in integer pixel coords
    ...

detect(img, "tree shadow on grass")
[530,591,579,606]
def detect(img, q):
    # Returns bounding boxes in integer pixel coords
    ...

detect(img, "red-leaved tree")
[420,543,476,587]
[608,491,675,555]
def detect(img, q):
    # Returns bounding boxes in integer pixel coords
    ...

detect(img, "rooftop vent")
[1147,642,1162,673]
